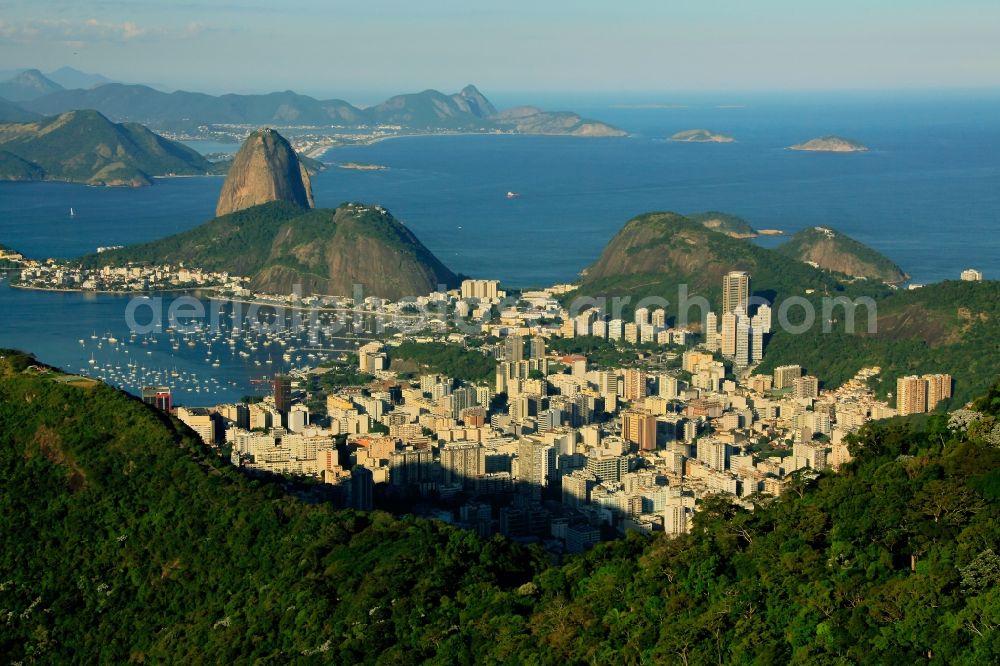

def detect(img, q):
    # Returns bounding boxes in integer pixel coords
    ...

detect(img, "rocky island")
[336,162,388,171]
[669,129,734,143]
[789,135,868,152]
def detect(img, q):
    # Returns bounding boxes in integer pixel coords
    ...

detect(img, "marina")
[0,277,380,405]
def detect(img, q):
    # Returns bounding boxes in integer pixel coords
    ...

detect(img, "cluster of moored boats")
[74,306,370,401]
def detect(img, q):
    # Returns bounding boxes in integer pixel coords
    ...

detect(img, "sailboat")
[69,207,76,217]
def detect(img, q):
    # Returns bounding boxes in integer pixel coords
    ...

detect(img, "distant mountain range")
[0,70,623,136]
[0,96,38,123]
[0,66,114,93]
[0,69,64,102]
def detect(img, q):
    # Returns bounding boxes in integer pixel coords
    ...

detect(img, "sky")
[1,0,998,101]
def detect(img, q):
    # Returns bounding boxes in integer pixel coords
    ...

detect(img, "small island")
[336,162,388,171]
[789,135,868,152]
[670,129,734,143]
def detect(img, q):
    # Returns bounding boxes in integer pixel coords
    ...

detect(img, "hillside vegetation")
[80,201,460,299]
[1,349,998,662]
[758,280,1000,405]
[777,225,908,284]
[0,109,211,186]
[687,211,757,238]
[575,211,865,318]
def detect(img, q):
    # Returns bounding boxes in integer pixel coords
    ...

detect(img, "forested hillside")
[1,349,997,663]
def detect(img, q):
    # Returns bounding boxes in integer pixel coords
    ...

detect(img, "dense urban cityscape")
[129,270,958,555]
[2,2,998,661]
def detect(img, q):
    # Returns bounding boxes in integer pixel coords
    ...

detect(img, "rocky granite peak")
[215,127,313,217]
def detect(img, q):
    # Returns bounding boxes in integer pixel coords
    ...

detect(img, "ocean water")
[1,90,998,401]
[2,91,997,286]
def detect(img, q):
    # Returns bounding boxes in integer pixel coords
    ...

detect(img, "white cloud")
[0,17,203,44]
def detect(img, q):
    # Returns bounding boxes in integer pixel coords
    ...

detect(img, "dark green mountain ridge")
[576,211,851,315]
[81,201,461,299]
[757,279,1000,406]
[0,109,212,186]
[1,348,997,662]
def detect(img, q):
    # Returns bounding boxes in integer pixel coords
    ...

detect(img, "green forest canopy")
[1,348,998,663]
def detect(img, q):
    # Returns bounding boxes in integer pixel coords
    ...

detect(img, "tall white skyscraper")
[753,303,772,333]
[705,312,719,351]
[751,324,764,363]
[607,319,624,341]
[735,319,751,367]
[721,312,737,357]
[722,271,751,315]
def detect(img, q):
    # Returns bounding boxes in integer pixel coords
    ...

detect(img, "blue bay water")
[1,90,998,401]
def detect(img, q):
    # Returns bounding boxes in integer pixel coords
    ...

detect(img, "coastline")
[5,282,422,319]
[7,282,210,296]
[319,128,629,157]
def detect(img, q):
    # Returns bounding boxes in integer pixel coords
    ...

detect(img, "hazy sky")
[1,0,998,100]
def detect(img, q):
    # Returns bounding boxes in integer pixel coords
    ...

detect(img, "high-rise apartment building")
[273,374,292,413]
[925,373,953,409]
[793,375,820,400]
[530,335,546,360]
[622,409,657,451]
[705,312,719,351]
[517,438,556,488]
[750,324,764,364]
[721,312,737,357]
[460,279,500,300]
[624,368,647,401]
[696,439,727,471]
[722,271,751,315]
[896,375,928,416]
[503,334,524,362]
[440,442,485,488]
[774,365,802,389]
[735,319,751,367]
